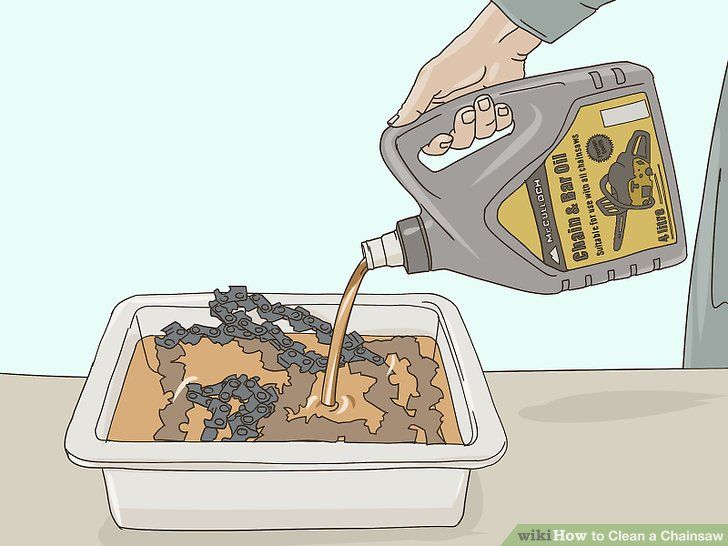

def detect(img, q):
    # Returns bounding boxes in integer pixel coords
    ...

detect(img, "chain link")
[186,373,279,441]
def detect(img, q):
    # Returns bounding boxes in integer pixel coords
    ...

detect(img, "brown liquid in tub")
[108,332,462,445]
[321,258,368,408]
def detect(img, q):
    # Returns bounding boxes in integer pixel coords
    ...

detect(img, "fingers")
[475,95,496,139]
[495,103,513,131]
[422,96,509,155]
[450,106,476,149]
[422,134,453,156]
[417,94,514,155]
[390,63,439,127]
[476,95,513,137]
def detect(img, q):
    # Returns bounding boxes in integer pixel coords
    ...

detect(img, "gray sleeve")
[492,0,615,43]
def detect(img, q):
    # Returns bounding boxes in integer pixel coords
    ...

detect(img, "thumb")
[389,63,439,127]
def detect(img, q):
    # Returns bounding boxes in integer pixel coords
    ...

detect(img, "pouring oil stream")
[320,258,368,407]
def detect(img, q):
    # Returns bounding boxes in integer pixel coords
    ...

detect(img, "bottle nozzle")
[361,231,404,270]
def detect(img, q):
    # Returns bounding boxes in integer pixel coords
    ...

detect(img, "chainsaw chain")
[155,286,385,442]
[155,286,385,373]
[186,373,278,442]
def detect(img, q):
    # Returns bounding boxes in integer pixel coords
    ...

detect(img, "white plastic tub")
[65,292,507,531]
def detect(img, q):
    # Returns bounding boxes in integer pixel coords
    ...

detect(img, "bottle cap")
[361,231,404,269]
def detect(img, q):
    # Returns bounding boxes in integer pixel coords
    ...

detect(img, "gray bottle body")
[379,62,686,294]
[684,65,728,368]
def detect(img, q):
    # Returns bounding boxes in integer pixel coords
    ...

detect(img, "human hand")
[389,2,541,156]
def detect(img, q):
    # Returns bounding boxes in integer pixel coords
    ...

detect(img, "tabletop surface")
[3,369,726,545]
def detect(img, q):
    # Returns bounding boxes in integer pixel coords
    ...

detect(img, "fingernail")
[477,96,492,111]
[388,114,399,125]
[497,105,510,116]
[439,136,453,149]
[461,110,476,124]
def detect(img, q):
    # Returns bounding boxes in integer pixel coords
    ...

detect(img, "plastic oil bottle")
[362,62,686,294]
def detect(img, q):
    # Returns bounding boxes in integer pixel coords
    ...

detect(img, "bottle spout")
[362,216,432,273]
[361,231,404,270]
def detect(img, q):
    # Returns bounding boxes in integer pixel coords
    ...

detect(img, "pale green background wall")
[2,1,726,375]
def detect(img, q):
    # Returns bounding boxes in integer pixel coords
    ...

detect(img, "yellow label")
[498,93,677,271]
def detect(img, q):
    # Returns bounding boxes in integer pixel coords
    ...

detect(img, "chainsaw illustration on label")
[596,130,656,251]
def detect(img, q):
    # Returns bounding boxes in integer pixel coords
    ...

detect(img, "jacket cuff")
[491,0,614,43]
